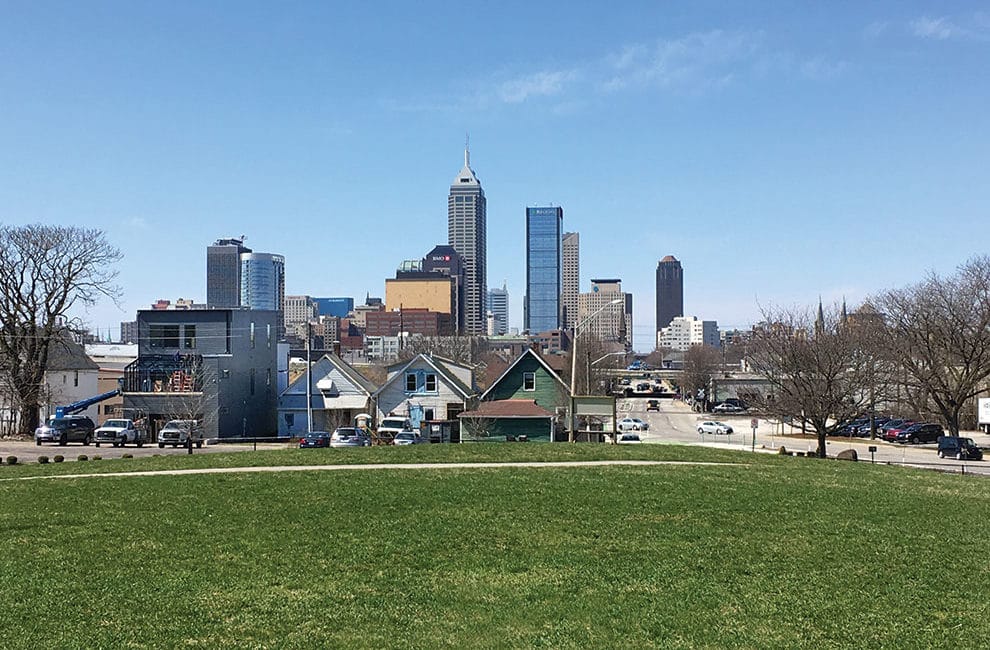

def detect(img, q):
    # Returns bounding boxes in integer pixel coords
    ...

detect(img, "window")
[406,373,417,392]
[73,371,79,387]
[523,372,536,391]
[425,374,437,392]
[184,325,196,349]
[424,408,435,421]
[266,323,272,349]
[149,324,180,348]
[250,323,256,348]
[250,368,256,396]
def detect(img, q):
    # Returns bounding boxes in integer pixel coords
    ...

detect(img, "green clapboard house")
[459,348,570,442]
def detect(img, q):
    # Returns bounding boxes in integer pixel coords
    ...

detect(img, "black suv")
[895,423,943,444]
[937,436,983,460]
[35,415,95,446]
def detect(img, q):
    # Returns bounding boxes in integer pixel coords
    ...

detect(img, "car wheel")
[59,433,67,446]
[697,428,705,434]
[911,436,920,445]
[137,440,144,448]
[96,441,101,448]
[938,450,945,458]
[119,437,126,448]
[35,438,41,446]
[172,444,178,448]
[158,442,165,449]
[196,441,203,448]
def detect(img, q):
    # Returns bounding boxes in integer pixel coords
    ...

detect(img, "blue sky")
[2,2,988,351]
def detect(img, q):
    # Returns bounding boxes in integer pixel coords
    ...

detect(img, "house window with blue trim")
[405,371,439,394]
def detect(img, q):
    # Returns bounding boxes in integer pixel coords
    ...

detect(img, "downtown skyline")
[2,2,988,351]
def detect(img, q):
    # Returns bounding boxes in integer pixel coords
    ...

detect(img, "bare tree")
[566,333,617,396]
[0,225,121,436]
[679,345,722,407]
[397,336,489,366]
[872,256,990,436]
[460,413,498,442]
[745,304,880,458]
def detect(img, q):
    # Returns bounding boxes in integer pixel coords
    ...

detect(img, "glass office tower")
[524,206,563,333]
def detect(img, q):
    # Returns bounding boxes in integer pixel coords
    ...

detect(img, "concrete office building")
[658,315,720,351]
[577,279,633,351]
[524,206,563,334]
[656,255,684,334]
[448,143,487,335]
[284,295,318,341]
[207,237,252,308]
[561,232,580,330]
[487,283,509,336]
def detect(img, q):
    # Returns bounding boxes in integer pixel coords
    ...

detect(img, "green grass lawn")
[1,445,988,648]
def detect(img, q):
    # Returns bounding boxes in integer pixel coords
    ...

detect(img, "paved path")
[1,459,747,482]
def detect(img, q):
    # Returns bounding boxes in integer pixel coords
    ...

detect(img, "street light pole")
[569,298,623,442]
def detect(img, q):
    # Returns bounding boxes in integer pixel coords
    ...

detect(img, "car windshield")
[104,420,129,427]
[961,438,976,446]
[396,432,414,440]
[335,429,356,437]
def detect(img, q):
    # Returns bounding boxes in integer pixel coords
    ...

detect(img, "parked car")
[854,416,890,437]
[331,427,372,447]
[879,419,911,436]
[392,431,427,445]
[698,421,733,435]
[158,419,203,448]
[35,415,95,446]
[646,400,660,412]
[713,403,746,414]
[882,420,916,442]
[937,436,984,460]
[618,417,648,431]
[617,432,643,444]
[299,431,331,448]
[895,423,943,444]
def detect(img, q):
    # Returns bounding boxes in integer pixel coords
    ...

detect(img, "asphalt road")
[619,396,990,477]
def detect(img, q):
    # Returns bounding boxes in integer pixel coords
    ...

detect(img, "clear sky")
[2,2,988,351]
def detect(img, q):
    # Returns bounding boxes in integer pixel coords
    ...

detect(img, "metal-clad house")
[278,354,377,437]
[122,309,278,440]
[373,354,477,432]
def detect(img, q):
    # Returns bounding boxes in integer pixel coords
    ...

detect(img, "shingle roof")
[47,337,100,371]
[458,399,554,419]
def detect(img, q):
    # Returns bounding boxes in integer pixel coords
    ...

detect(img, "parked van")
[937,436,983,461]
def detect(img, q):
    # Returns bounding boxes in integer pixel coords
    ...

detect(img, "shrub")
[121,453,133,459]
[53,455,64,463]
[777,446,788,455]
[92,455,102,461]
[5,456,17,466]
[77,455,88,462]
[38,456,50,464]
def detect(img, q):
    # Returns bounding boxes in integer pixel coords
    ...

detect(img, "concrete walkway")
[1,459,748,482]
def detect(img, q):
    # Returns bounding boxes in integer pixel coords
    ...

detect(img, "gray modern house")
[122,308,278,440]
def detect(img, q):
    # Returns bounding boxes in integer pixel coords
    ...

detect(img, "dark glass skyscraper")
[207,237,251,308]
[656,255,684,334]
[525,206,563,333]
[448,145,487,335]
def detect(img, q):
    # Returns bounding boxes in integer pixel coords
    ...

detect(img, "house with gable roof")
[459,347,570,442]
[372,354,478,434]
[278,353,377,437]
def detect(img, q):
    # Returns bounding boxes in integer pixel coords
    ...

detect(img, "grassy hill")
[2,445,987,648]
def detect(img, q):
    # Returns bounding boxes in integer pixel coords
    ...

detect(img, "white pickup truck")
[94,419,147,448]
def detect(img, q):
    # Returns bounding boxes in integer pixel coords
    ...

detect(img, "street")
[620,397,990,477]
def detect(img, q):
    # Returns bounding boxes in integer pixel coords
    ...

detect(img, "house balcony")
[122,354,205,393]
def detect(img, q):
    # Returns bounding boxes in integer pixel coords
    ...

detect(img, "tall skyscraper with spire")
[448,141,487,335]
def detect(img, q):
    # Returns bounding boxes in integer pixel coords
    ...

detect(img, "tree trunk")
[18,399,40,437]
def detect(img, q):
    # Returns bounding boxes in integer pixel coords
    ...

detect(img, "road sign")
[750,418,759,428]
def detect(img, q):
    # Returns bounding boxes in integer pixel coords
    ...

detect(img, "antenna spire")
[464,133,470,167]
